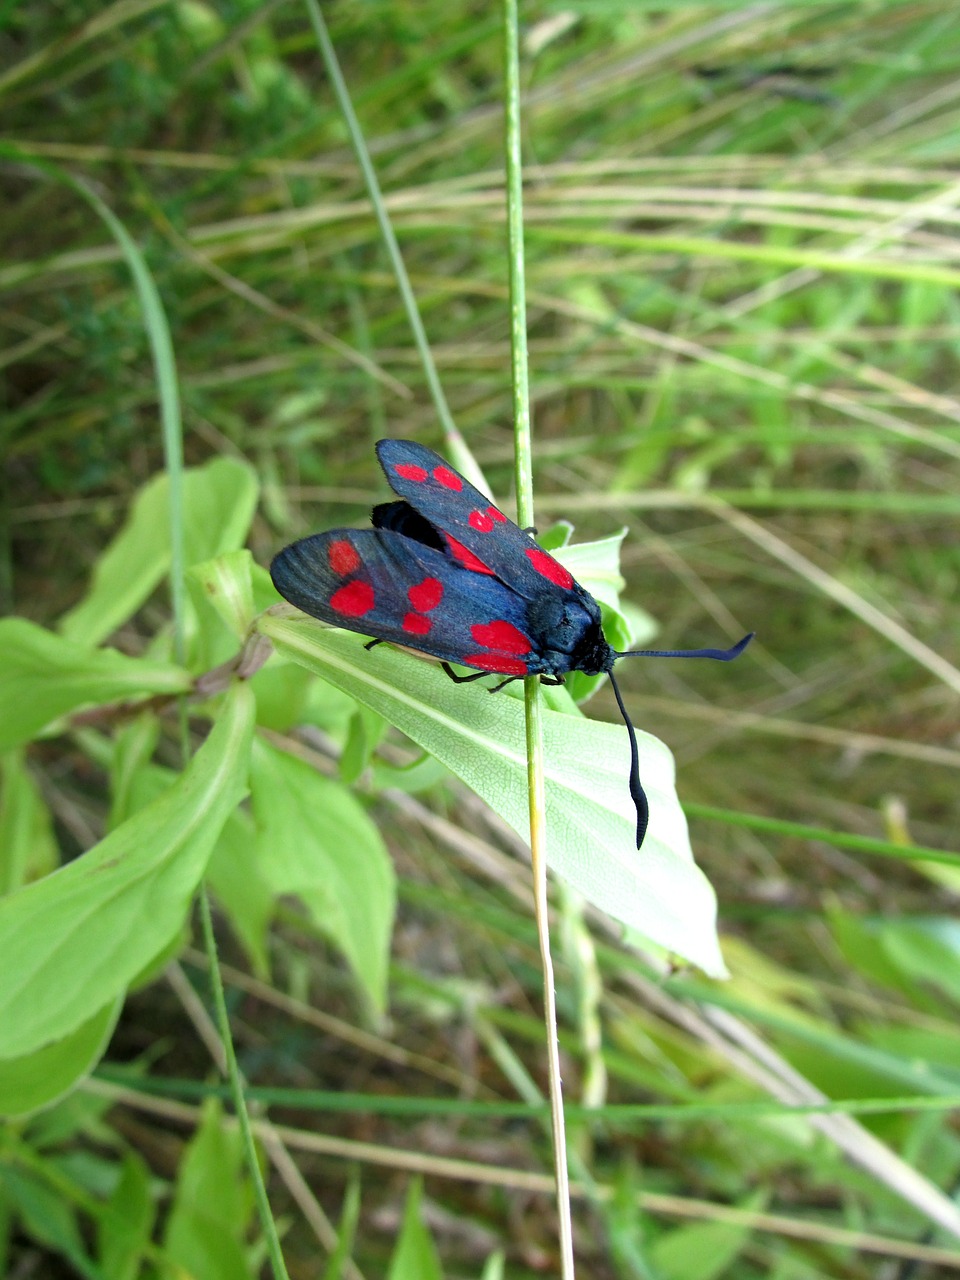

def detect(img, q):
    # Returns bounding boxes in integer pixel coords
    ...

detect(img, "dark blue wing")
[375,439,589,606]
[270,527,551,677]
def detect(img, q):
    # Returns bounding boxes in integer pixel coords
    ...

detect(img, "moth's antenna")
[617,632,754,662]
[608,668,648,848]
[608,633,753,847]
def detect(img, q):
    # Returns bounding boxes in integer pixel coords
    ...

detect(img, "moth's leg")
[521,526,538,537]
[488,675,523,693]
[440,662,491,684]
[489,674,563,693]
[364,639,384,651]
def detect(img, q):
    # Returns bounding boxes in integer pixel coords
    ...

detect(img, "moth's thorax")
[525,588,612,677]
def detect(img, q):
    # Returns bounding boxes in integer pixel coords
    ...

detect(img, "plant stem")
[502,3,576,1275]
[199,886,291,1280]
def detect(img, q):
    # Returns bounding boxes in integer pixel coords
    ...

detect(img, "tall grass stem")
[501,4,575,1275]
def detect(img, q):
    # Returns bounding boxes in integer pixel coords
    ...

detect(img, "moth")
[271,439,752,846]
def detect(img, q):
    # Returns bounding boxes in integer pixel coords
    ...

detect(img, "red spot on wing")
[433,465,462,491]
[330,580,375,617]
[328,539,360,575]
[469,509,494,533]
[408,576,443,611]
[470,620,531,655]
[526,547,574,589]
[463,654,528,676]
[446,535,494,575]
[402,612,431,636]
[487,507,507,523]
[395,463,428,482]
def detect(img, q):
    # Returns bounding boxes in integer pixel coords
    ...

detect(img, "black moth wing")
[376,439,589,605]
[376,439,613,678]
[270,526,555,676]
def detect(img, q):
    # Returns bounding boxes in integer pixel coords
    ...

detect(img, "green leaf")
[0,749,58,893]
[0,619,190,752]
[300,668,363,735]
[108,714,162,829]
[882,918,960,1005]
[164,1099,256,1280]
[0,1166,89,1273]
[249,661,314,732]
[340,705,386,784]
[651,1201,759,1280]
[260,619,727,977]
[59,457,258,648]
[863,1021,960,1074]
[0,682,255,1060]
[370,752,451,795]
[480,1252,506,1280]
[107,756,275,978]
[250,739,396,1009]
[828,907,916,997]
[0,999,121,1119]
[386,1179,443,1280]
[206,808,274,978]
[186,549,257,641]
[97,1153,155,1280]
[322,1174,361,1280]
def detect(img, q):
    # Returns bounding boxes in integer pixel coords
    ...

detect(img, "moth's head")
[524,589,610,676]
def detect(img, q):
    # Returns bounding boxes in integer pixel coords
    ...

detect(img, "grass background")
[3,1,960,1276]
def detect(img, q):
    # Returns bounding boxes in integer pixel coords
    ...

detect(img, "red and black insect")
[270,439,752,847]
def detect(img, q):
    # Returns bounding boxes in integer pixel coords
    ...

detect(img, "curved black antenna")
[607,632,753,848]
[608,668,648,848]
[616,632,754,662]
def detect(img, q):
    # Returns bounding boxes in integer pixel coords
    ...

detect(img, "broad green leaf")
[109,757,275,979]
[370,752,451,795]
[387,1179,443,1280]
[721,936,822,1023]
[0,749,58,893]
[249,660,315,732]
[19,1079,116,1149]
[863,1022,960,1073]
[206,808,274,978]
[0,682,255,1059]
[108,714,162,829]
[300,666,365,735]
[164,1099,256,1280]
[186,550,257,641]
[883,918,960,1005]
[828,907,929,1002]
[651,1197,760,1280]
[0,1166,88,1270]
[260,618,726,977]
[0,619,190,752]
[252,558,283,611]
[250,739,395,1009]
[0,999,121,1119]
[97,1153,155,1280]
[340,705,387,783]
[59,457,258,648]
